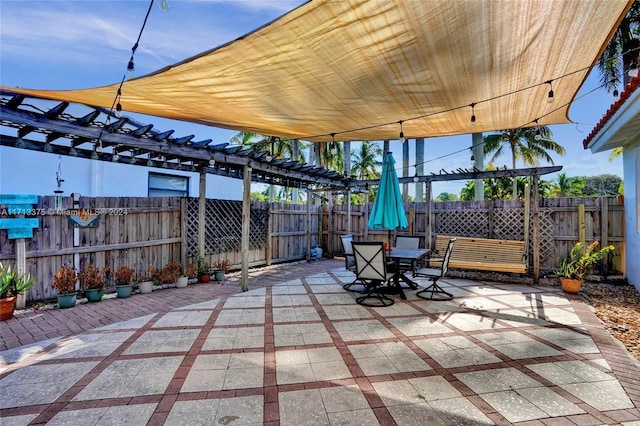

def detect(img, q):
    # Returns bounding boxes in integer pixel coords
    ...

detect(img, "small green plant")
[0,263,35,298]
[193,255,210,276]
[556,241,614,280]
[53,265,78,294]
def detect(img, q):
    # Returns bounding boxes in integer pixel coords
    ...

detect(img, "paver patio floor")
[1,259,639,425]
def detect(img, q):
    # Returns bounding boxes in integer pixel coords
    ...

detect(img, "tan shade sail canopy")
[2,0,631,143]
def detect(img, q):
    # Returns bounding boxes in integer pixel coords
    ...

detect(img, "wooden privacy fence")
[0,195,625,303]
[324,196,625,273]
[0,196,182,303]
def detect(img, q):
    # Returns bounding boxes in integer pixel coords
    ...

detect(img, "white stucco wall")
[623,146,639,290]
[0,147,243,199]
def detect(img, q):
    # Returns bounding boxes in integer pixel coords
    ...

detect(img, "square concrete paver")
[39,332,134,360]
[333,319,396,341]
[276,347,351,385]
[214,308,265,326]
[202,326,265,350]
[73,356,183,400]
[272,306,320,322]
[166,395,263,425]
[348,341,431,375]
[279,386,377,426]
[47,403,157,426]
[374,376,493,425]
[123,329,200,354]
[0,361,99,408]
[274,323,332,346]
[475,330,563,359]
[386,316,453,336]
[152,310,213,327]
[414,336,502,368]
[182,352,264,392]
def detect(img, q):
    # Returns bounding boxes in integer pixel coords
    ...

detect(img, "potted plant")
[114,266,135,298]
[164,261,187,288]
[185,262,198,284]
[0,263,36,320]
[212,259,229,282]
[53,265,78,308]
[193,255,211,283]
[556,241,615,293]
[137,265,155,294]
[78,265,108,303]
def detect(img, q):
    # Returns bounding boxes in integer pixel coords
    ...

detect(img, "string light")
[412,172,419,183]
[547,80,554,103]
[112,149,120,162]
[470,103,477,127]
[534,119,542,140]
[398,121,405,143]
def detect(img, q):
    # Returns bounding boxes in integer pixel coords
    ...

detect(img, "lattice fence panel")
[185,198,199,258]
[435,209,489,237]
[186,198,267,258]
[493,208,524,240]
[532,209,556,267]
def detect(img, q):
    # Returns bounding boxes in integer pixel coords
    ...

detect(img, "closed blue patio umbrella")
[368,152,408,244]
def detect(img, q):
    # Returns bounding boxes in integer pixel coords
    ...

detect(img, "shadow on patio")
[1,258,639,425]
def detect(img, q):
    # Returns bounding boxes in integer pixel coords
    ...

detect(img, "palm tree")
[483,127,565,199]
[351,141,383,203]
[550,172,582,197]
[350,141,382,180]
[597,1,640,92]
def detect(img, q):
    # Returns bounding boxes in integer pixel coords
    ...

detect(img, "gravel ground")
[580,282,640,362]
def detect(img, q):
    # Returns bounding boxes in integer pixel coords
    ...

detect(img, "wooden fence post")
[578,203,586,246]
[531,175,540,284]
[241,166,251,292]
[600,197,609,274]
[265,206,272,266]
[198,171,206,257]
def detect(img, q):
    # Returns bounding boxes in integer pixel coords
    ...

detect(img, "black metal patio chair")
[413,237,456,301]
[340,234,364,292]
[351,241,395,307]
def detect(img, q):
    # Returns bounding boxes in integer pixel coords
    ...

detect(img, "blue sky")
[0,0,624,196]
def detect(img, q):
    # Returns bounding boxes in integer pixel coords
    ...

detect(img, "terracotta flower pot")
[0,296,17,321]
[560,277,583,294]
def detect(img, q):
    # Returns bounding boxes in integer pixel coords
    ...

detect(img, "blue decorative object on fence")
[0,194,39,239]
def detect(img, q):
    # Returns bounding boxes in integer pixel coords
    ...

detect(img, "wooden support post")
[198,171,206,257]
[347,190,352,234]
[364,193,369,240]
[15,239,26,309]
[425,181,432,249]
[306,191,312,261]
[532,175,540,284]
[600,197,609,274]
[181,198,187,267]
[328,192,333,256]
[241,166,251,292]
[524,183,531,269]
[265,207,272,266]
[408,206,415,235]
[578,203,586,246]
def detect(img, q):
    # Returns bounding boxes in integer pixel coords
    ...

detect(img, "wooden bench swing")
[428,235,527,274]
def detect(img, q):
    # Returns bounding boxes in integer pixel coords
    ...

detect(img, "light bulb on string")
[546,80,554,103]
[534,119,542,141]
[398,121,405,143]
[470,103,477,128]
[413,172,419,183]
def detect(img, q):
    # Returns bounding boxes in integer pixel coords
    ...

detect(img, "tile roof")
[583,74,640,148]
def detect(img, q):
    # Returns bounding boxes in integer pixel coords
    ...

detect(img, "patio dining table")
[385,247,431,299]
